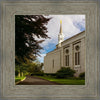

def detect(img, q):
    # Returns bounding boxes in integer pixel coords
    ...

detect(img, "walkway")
[16,76,61,85]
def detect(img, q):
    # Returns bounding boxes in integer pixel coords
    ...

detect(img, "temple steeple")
[58,20,64,47]
[60,20,62,34]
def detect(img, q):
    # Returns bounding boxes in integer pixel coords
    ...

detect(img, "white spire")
[58,20,64,47]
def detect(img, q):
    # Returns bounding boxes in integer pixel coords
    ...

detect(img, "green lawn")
[37,76,85,85]
[15,76,26,83]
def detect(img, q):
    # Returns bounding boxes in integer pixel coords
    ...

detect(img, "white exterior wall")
[44,31,85,76]
[80,37,85,73]
[44,49,61,73]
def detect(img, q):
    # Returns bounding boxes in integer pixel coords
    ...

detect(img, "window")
[65,55,69,66]
[52,59,54,68]
[75,45,80,65]
[75,45,80,51]
[78,52,80,65]
[75,52,80,65]
[64,48,69,66]
[75,53,77,65]
[66,49,69,54]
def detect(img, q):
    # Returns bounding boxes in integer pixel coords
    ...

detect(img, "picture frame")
[0,0,100,100]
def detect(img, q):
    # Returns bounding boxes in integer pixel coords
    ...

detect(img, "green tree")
[15,63,28,77]
[23,62,41,75]
[15,15,51,65]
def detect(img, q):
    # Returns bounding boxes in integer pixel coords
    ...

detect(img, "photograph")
[15,15,85,85]
[0,0,99,99]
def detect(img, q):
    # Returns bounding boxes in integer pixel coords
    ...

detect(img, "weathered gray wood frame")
[0,0,100,100]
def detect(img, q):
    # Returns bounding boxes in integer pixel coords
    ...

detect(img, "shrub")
[56,67,76,78]
[79,72,85,79]
[56,67,75,78]
[44,73,56,76]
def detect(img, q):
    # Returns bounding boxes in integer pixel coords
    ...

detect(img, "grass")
[15,76,26,83]
[36,76,85,85]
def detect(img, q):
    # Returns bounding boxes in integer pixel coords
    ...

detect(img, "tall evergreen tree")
[15,15,51,64]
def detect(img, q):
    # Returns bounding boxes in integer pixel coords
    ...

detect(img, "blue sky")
[36,15,85,63]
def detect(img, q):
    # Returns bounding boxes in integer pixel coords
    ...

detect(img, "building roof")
[63,30,85,43]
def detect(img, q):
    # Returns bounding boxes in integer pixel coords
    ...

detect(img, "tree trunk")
[18,70,20,77]
[21,72,23,77]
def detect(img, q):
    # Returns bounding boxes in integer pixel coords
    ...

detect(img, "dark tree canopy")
[15,15,51,65]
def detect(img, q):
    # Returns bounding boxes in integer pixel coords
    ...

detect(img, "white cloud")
[35,15,85,62]
[39,15,85,47]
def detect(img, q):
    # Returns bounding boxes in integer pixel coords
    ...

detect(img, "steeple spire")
[58,20,64,47]
[60,20,62,34]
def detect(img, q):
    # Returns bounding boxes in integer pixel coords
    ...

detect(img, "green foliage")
[15,15,51,64]
[15,64,28,77]
[56,67,76,78]
[15,59,44,77]
[27,63,40,74]
[44,73,56,77]
[37,76,85,85]
[15,76,25,83]
[31,72,44,76]
[79,72,85,79]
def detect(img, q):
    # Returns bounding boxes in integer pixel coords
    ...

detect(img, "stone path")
[16,76,61,85]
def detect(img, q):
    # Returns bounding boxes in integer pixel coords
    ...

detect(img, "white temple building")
[44,21,85,76]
